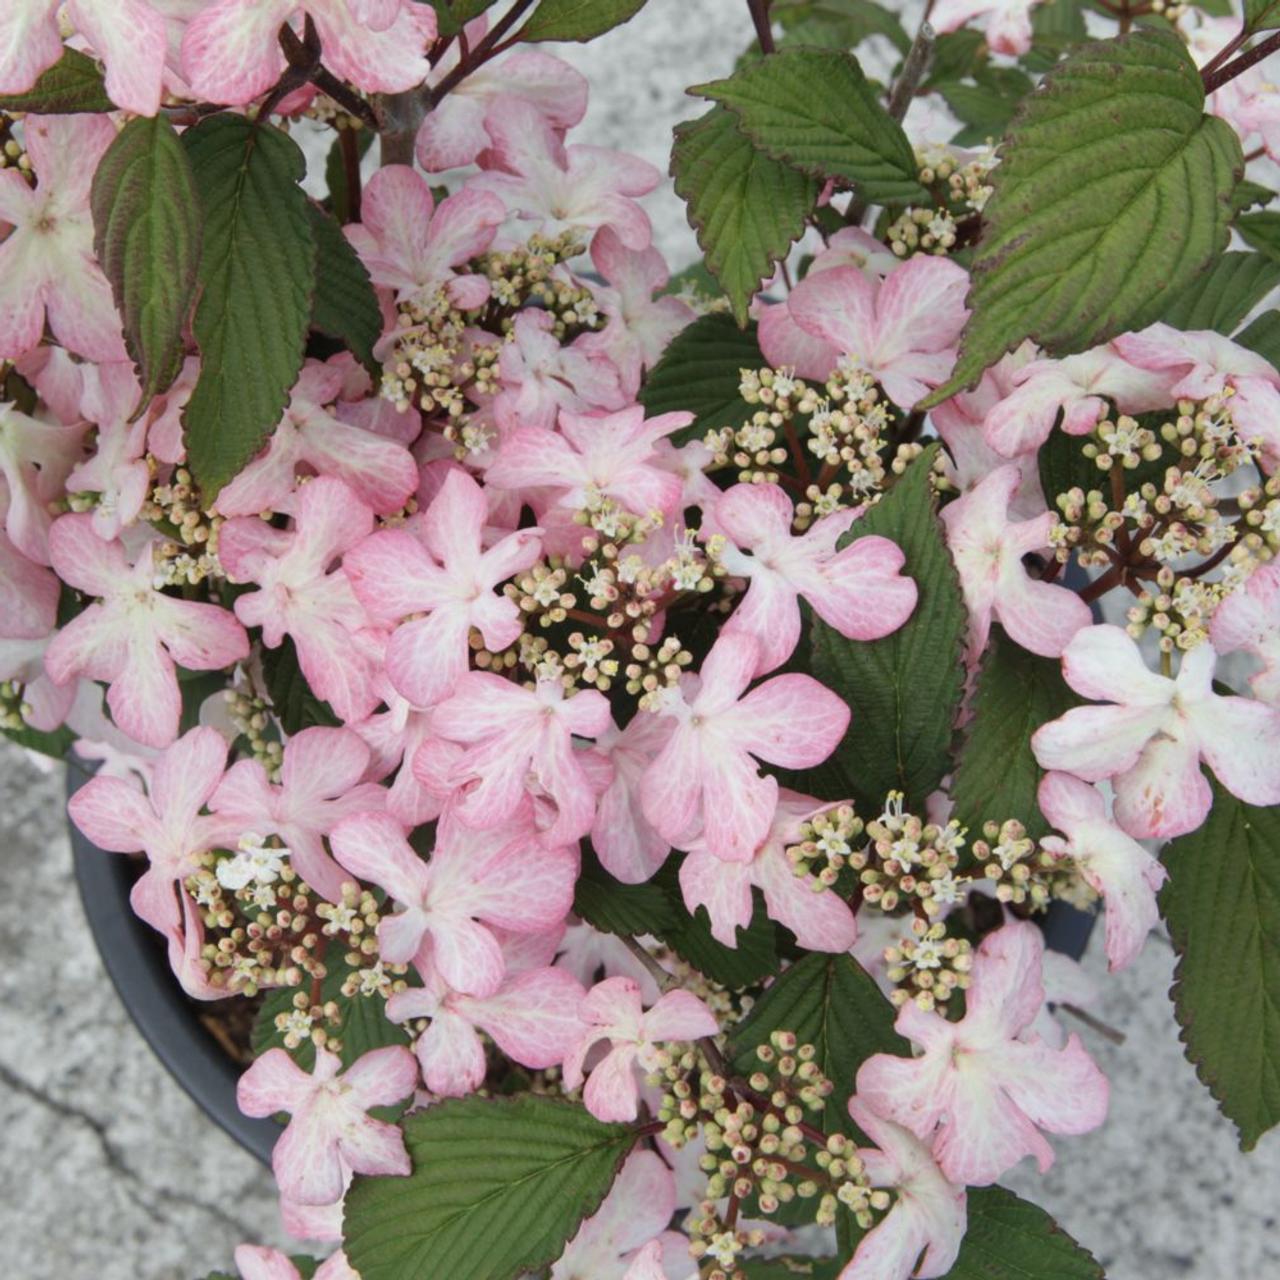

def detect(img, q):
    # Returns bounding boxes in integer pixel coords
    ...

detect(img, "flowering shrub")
[4,0,1280,1276]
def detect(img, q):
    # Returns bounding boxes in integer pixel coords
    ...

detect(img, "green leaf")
[573,847,679,937]
[941,1186,1105,1278]
[1247,0,1280,30]
[693,49,926,204]
[2,721,74,760]
[1238,310,1280,366]
[951,626,1080,842]
[925,30,1242,406]
[638,313,760,443]
[741,1258,843,1279]
[923,29,988,89]
[1161,251,1280,335]
[1160,782,1280,1150]
[811,446,967,814]
[1237,211,1280,261]
[672,107,818,325]
[343,1096,634,1280]
[656,879,782,989]
[1032,0,1088,40]
[520,0,650,41]
[0,48,114,113]
[427,0,500,36]
[306,201,381,375]
[939,69,1033,146]
[773,0,911,54]
[181,114,316,500]
[91,116,202,414]
[260,636,340,735]
[660,259,725,303]
[1232,178,1274,215]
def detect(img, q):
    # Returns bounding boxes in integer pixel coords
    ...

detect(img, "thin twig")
[428,0,539,105]
[748,0,776,54]
[887,20,936,123]
[1060,1003,1127,1046]
[1203,31,1280,96]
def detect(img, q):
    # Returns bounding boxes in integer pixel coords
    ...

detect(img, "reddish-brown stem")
[339,125,363,223]
[429,0,539,104]
[1198,27,1252,81]
[1203,31,1280,96]
[1079,560,1127,603]
[1110,465,1131,559]
[1245,144,1268,163]
[748,0,776,53]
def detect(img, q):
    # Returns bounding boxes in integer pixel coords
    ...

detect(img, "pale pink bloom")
[329,806,577,997]
[555,919,662,1005]
[552,1149,686,1280]
[563,976,719,1122]
[416,28,588,172]
[0,526,58,638]
[856,921,1109,1185]
[0,115,123,362]
[433,674,612,844]
[182,0,435,105]
[237,1044,417,1205]
[280,1187,347,1244]
[0,0,168,114]
[640,632,850,861]
[473,98,661,250]
[930,0,1044,54]
[1188,16,1280,159]
[763,256,969,410]
[0,400,84,563]
[346,166,505,313]
[1038,772,1167,972]
[233,1245,358,1280]
[345,468,542,708]
[841,1099,967,1280]
[589,713,674,885]
[1114,324,1280,468]
[941,464,1091,658]
[387,936,585,1096]
[715,482,917,674]
[44,518,249,748]
[1211,562,1280,703]
[1234,90,1280,164]
[0,627,76,732]
[982,346,1176,458]
[493,309,627,433]
[220,476,381,723]
[487,405,692,520]
[624,1239,697,1280]
[210,726,385,902]
[1032,625,1280,838]
[350,680,441,826]
[579,228,696,397]
[680,791,859,952]
[215,361,417,517]
[68,726,232,934]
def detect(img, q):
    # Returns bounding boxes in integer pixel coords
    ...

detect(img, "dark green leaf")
[520,0,650,41]
[343,1096,634,1280]
[693,49,926,204]
[1161,251,1280,335]
[1247,0,1280,30]
[672,107,818,324]
[1033,0,1088,40]
[774,0,911,54]
[741,1258,843,1279]
[573,847,679,937]
[1160,781,1280,1150]
[1238,310,1280,366]
[926,31,1242,405]
[660,259,724,303]
[0,48,114,113]
[91,115,202,413]
[260,636,340,734]
[811,446,967,814]
[181,114,316,500]
[306,201,382,376]
[2,722,74,760]
[1237,211,1280,261]
[639,313,760,443]
[427,0,500,36]
[951,626,1080,841]
[941,1185,1105,1278]
[1232,178,1274,215]
[923,29,987,89]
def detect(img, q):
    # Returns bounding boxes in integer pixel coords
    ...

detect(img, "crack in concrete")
[0,1058,267,1243]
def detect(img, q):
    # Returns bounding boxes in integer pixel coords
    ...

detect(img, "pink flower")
[220,476,381,724]
[680,791,859,952]
[1031,625,1280,838]
[762,256,969,410]
[1211,563,1280,704]
[433,674,612,844]
[0,1,168,115]
[589,713,674,885]
[210,726,386,902]
[982,345,1176,458]
[329,807,577,997]
[841,1099,967,1280]
[214,360,418,517]
[68,726,232,934]
[182,0,435,105]
[0,527,58,638]
[44,517,249,748]
[473,97,661,250]
[486,405,692,520]
[237,1044,417,1205]
[930,0,1044,55]
[1114,324,1280,468]
[345,468,542,708]
[350,680,441,826]
[233,1246,358,1280]
[624,1240,695,1280]
[640,632,851,861]
[0,114,123,362]
[346,166,505,313]
[0,399,84,563]
[941,465,1091,658]
[856,921,1109,1186]
[715,482,917,675]
[387,934,585,1097]
[563,977,719,1122]
[1038,772,1167,972]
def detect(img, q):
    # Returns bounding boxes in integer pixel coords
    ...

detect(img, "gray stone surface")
[4,3,1280,1277]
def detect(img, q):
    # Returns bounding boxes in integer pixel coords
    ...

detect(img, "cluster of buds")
[970,818,1055,907]
[883,148,996,259]
[0,679,32,733]
[1082,413,1163,472]
[480,231,596,333]
[884,917,973,1012]
[886,205,958,257]
[381,288,494,419]
[853,792,969,916]
[144,465,224,586]
[784,803,863,893]
[303,92,367,134]
[916,145,997,215]
[224,685,284,779]
[0,114,31,183]
[1241,472,1280,552]
[1126,559,1253,652]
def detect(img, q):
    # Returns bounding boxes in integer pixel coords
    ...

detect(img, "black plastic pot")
[67,757,278,1166]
